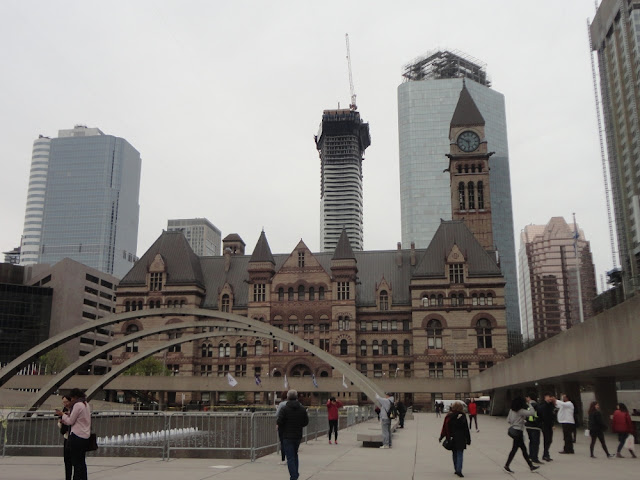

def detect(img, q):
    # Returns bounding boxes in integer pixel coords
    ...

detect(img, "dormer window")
[379,290,389,311]
[298,251,305,267]
[150,272,164,291]
[449,264,464,284]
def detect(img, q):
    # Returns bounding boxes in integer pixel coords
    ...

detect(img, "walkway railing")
[1,406,374,461]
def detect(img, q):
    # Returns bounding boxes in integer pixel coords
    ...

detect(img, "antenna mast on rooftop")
[345,33,357,111]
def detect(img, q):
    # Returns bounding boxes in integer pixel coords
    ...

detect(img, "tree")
[39,347,69,374]
[123,357,171,376]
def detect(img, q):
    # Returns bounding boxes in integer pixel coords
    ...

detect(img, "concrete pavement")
[1,413,637,479]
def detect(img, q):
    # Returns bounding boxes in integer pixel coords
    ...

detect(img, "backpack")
[387,401,398,419]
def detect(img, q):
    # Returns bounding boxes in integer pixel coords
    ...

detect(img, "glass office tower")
[20,125,141,279]
[398,51,521,353]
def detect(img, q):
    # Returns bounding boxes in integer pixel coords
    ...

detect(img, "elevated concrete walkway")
[1,413,637,479]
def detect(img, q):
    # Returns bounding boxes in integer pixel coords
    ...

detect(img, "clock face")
[457,131,480,152]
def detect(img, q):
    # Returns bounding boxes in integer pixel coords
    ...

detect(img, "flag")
[227,372,238,387]
[312,374,318,388]
[284,374,289,390]
[255,374,262,387]
[342,374,348,389]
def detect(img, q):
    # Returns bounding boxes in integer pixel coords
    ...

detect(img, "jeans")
[282,438,301,480]
[381,418,392,447]
[452,449,464,474]
[542,425,553,458]
[561,424,574,453]
[527,428,541,461]
[278,429,285,461]
[68,434,89,480]
[506,431,533,468]
[617,433,629,453]
[328,420,338,441]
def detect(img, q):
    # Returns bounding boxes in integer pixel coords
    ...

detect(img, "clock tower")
[447,82,495,252]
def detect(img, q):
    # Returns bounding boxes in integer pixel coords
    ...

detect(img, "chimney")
[224,247,231,272]
[410,242,416,266]
[396,242,402,267]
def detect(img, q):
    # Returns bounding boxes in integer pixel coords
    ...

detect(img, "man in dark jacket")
[276,390,309,480]
[539,393,557,462]
[397,400,407,428]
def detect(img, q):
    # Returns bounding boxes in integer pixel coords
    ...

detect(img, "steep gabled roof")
[332,229,356,261]
[413,220,501,278]
[249,230,275,264]
[450,84,485,127]
[120,231,204,287]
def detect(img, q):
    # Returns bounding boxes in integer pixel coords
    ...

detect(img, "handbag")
[508,426,523,439]
[584,429,590,437]
[87,433,98,452]
[623,434,635,450]
[442,438,453,450]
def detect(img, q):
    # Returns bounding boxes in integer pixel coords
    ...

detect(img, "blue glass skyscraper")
[20,125,141,279]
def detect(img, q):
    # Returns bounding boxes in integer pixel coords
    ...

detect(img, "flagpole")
[573,213,585,324]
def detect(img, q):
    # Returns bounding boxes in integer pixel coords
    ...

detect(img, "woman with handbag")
[611,403,637,458]
[439,401,471,477]
[504,397,540,473]
[55,388,92,480]
[588,401,614,458]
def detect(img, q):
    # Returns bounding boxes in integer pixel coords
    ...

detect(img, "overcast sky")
[0,1,614,291]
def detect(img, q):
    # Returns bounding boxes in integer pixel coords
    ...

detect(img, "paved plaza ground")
[1,413,637,479]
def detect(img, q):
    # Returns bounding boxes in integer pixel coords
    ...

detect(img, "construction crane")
[345,33,357,111]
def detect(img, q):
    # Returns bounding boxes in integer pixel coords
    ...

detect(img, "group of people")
[55,388,93,480]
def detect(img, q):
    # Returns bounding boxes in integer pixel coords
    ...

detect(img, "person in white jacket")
[555,394,575,454]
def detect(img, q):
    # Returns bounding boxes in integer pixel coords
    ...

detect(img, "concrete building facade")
[397,51,521,354]
[167,218,222,256]
[518,217,597,344]
[19,125,142,279]
[315,109,370,252]
[590,1,640,292]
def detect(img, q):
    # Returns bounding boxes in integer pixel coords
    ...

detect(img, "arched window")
[319,286,325,300]
[476,318,493,348]
[291,364,312,377]
[309,287,315,300]
[255,341,262,356]
[451,293,457,306]
[477,164,483,173]
[360,340,367,356]
[487,293,493,305]
[458,182,465,210]
[472,294,478,306]
[422,295,429,307]
[202,343,213,358]
[479,293,486,305]
[457,164,462,174]
[138,300,143,310]
[471,164,476,173]
[380,290,389,310]
[464,164,469,173]
[381,340,389,355]
[221,294,230,312]
[340,339,348,355]
[278,288,284,301]
[273,371,282,377]
[403,339,411,356]
[437,294,444,306]
[391,340,398,355]
[459,293,465,306]
[236,343,248,357]
[126,324,139,334]
[125,301,131,312]
[426,319,443,349]
[320,371,329,377]
[468,182,475,209]
[372,340,379,356]
[288,288,294,301]
[298,285,305,301]
[430,294,436,306]
[125,324,139,353]
[219,342,230,358]
[167,331,182,352]
[477,181,484,209]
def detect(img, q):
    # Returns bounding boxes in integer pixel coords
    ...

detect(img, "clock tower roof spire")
[451,83,485,128]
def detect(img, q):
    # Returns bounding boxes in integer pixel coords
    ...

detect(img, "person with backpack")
[504,396,540,473]
[376,393,395,449]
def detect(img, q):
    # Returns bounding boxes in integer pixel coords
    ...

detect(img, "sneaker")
[608,454,616,458]
[616,453,624,458]
[531,459,542,464]
[542,456,553,462]
[530,465,540,472]
[379,445,389,449]
[334,441,338,445]
[455,472,464,478]
[504,466,514,473]
[476,429,479,432]
[329,440,332,444]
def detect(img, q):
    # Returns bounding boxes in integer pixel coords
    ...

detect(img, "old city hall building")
[113,84,508,408]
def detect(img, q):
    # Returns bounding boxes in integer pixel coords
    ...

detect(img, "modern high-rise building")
[518,217,597,344]
[398,50,521,353]
[590,1,640,292]
[19,125,142,279]
[167,218,222,256]
[315,109,370,252]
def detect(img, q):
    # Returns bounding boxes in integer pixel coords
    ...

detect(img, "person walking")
[397,400,407,428]
[435,401,442,418]
[376,393,394,449]
[276,391,288,464]
[504,396,540,473]
[587,401,613,458]
[611,403,637,458]
[55,389,91,480]
[276,390,309,480]
[525,393,542,464]
[57,395,72,480]
[439,401,471,477]
[555,393,575,454]
[539,393,556,462]
[468,398,479,432]
[326,397,343,444]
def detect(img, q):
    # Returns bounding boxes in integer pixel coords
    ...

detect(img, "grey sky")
[0,1,613,290]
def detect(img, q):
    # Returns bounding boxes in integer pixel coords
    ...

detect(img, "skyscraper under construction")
[315,109,370,252]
